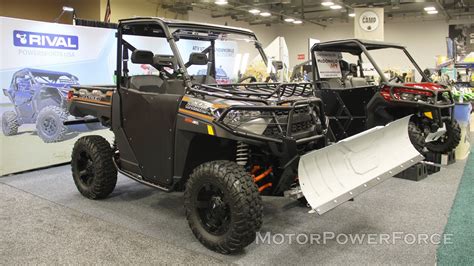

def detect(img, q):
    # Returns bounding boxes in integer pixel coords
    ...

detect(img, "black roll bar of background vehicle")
[310,39,431,84]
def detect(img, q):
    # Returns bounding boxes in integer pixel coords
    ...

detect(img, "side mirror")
[272,60,284,70]
[131,49,154,64]
[188,52,208,66]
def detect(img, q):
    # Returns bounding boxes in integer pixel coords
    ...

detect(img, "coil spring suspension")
[236,142,249,166]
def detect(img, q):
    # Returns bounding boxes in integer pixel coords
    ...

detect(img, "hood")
[402,82,446,91]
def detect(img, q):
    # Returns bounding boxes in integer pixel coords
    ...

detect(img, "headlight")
[400,93,415,101]
[222,110,271,135]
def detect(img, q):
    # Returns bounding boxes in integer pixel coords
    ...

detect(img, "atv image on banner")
[311,39,461,154]
[67,18,423,254]
[1,68,102,143]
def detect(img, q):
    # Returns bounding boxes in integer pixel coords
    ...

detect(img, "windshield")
[121,23,276,84]
[31,72,78,85]
[170,28,272,83]
[362,48,426,84]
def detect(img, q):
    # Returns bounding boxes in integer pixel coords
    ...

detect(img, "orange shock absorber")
[258,183,272,192]
[250,165,261,175]
[254,167,272,182]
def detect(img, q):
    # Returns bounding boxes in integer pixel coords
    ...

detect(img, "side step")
[298,116,424,215]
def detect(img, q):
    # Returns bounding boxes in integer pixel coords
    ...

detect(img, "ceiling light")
[293,20,303,24]
[321,1,334,6]
[427,10,438,14]
[284,18,295,22]
[260,12,271,17]
[348,13,355,17]
[424,6,436,11]
[249,9,260,14]
[215,0,228,5]
[62,6,74,12]
[330,5,342,9]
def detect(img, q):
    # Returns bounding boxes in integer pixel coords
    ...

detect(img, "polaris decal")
[13,30,79,50]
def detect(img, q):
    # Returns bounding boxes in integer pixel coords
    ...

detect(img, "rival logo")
[13,30,79,50]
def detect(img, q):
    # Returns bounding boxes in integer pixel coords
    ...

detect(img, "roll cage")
[116,17,270,89]
[310,39,430,83]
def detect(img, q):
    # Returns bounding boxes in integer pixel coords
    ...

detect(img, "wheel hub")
[77,151,94,185]
[42,117,58,136]
[196,183,230,235]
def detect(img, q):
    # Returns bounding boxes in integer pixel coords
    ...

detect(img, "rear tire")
[36,106,68,143]
[71,135,117,199]
[2,111,19,136]
[184,160,262,254]
[426,120,461,153]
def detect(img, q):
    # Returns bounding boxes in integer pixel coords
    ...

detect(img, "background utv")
[2,68,102,142]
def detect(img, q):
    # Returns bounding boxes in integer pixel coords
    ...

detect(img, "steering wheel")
[238,76,257,83]
[389,75,404,83]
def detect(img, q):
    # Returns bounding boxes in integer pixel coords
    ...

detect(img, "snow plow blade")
[298,116,424,215]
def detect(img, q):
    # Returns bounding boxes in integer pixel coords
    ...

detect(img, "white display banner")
[354,8,384,41]
[0,17,117,175]
[315,51,342,78]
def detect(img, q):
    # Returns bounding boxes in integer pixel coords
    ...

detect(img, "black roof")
[312,39,405,54]
[118,17,256,37]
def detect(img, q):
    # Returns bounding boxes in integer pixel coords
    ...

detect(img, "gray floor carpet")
[0,158,468,265]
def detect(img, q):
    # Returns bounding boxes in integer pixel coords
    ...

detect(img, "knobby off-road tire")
[408,121,425,153]
[426,120,461,153]
[36,105,68,143]
[2,111,19,136]
[184,160,263,254]
[71,135,117,199]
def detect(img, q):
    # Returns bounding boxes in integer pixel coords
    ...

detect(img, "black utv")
[67,17,328,254]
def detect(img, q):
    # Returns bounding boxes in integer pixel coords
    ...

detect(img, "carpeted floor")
[0,155,469,265]
[437,152,474,265]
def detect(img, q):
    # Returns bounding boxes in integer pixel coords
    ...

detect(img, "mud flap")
[298,115,424,214]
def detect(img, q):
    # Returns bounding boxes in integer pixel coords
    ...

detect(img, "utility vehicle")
[1,68,103,142]
[2,68,79,142]
[67,18,423,254]
[311,39,461,153]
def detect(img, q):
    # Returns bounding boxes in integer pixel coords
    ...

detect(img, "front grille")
[263,106,315,138]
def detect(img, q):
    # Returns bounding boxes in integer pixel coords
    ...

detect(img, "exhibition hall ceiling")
[153,0,474,26]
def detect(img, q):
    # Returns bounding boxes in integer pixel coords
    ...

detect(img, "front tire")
[184,160,262,254]
[2,111,19,136]
[408,121,425,153]
[36,106,68,143]
[71,135,117,199]
[425,120,461,153]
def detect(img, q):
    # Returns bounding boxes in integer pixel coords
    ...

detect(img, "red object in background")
[380,82,442,101]
[297,54,305,60]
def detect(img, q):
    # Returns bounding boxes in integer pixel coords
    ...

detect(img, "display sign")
[358,11,379,32]
[448,23,474,64]
[0,17,117,175]
[297,54,305,60]
[354,8,384,41]
[315,51,342,78]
